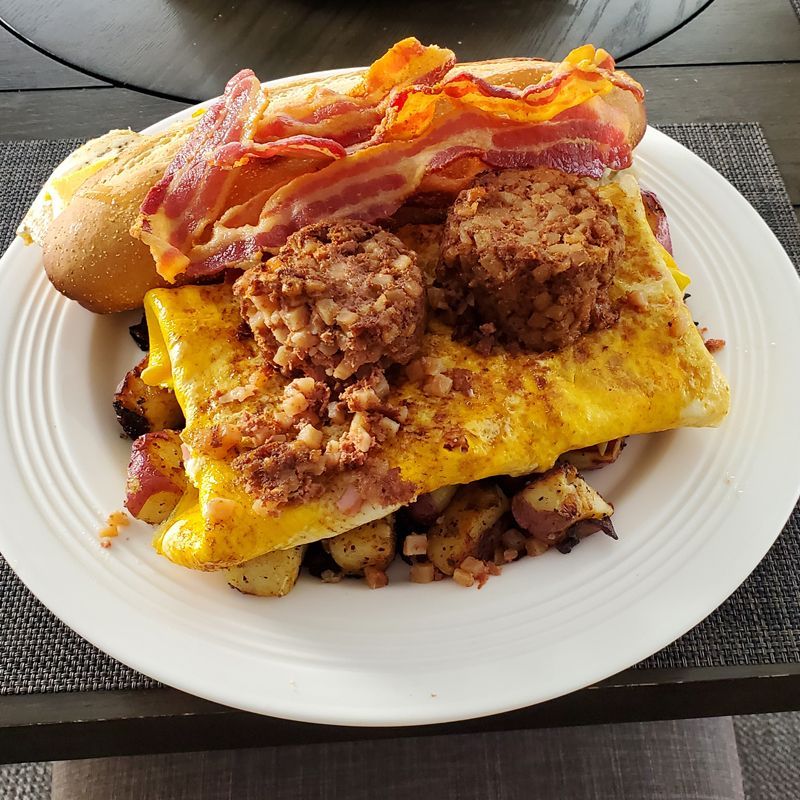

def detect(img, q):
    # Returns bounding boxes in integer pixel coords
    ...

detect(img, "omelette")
[142,173,729,571]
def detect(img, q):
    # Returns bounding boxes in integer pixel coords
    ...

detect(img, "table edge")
[3,662,800,764]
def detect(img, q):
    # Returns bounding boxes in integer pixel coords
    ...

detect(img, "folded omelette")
[143,174,729,571]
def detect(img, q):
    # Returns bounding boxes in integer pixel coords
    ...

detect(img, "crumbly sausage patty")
[439,168,624,352]
[235,220,426,380]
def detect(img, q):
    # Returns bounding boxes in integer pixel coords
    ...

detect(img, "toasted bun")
[43,124,191,313]
[40,60,646,314]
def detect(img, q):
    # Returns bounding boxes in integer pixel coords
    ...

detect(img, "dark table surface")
[1,0,800,766]
[0,0,710,101]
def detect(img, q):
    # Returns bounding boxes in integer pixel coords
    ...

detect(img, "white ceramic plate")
[2,73,800,727]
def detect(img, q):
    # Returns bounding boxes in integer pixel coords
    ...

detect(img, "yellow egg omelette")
[142,173,729,571]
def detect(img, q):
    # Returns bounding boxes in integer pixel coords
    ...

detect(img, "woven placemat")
[1,124,799,695]
[0,761,50,800]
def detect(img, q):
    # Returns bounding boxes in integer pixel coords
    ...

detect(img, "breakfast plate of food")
[1,38,798,725]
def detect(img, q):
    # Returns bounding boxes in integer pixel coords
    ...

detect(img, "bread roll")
[43,126,191,313]
[37,60,646,314]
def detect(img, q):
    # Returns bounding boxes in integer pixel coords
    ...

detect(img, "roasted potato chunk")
[511,464,613,545]
[559,438,626,471]
[640,189,672,254]
[113,356,184,439]
[407,485,457,526]
[226,546,305,597]
[124,430,187,524]
[427,483,509,575]
[324,515,396,575]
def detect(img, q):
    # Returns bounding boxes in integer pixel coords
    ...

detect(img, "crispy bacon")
[256,105,381,149]
[137,43,644,282]
[134,40,456,280]
[133,69,267,282]
[376,45,641,143]
[183,102,632,277]
[253,38,455,147]
[357,36,456,98]
[216,159,324,229]
[213,135,347,167]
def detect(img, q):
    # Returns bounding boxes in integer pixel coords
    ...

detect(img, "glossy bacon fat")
[132,40,645,283]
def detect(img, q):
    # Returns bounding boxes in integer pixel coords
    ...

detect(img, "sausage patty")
[439,168,624,352]
[235,220,426,380]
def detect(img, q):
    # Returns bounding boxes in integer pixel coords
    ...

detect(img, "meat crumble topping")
[227,368,413,511]
[221,169,629,514]
[234,220,426,381]
[439,167,625,352]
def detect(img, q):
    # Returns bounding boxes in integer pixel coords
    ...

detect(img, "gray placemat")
[1,124,799,696]
[0,762,51,800]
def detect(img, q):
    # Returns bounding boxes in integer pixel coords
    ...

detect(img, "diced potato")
[558,438,626,471]
[325,515,396,575]
[113,356,184,439]
[124,430,187,524]
[226,546,305,597]
[511,464,614,545]
[426,483,509,575]
[407,485,457,526]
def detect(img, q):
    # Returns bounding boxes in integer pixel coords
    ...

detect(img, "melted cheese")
[144,177,729,570]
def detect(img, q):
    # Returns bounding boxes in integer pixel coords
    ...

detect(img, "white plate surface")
[2,74,800,726]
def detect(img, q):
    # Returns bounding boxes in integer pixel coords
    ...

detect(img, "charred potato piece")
[129,315,149,351]
[640,189,673,254]
[303,541,342,579]
[496,473,539,495]
[124,430,187,524]
[324,515,396,575]
[113,356,184,439]
[407,485,457,526]
[558,438,626,471]
[427,483,509,575]
[226,546,305,597]
[511,464,613,545]
[556,517,618,554]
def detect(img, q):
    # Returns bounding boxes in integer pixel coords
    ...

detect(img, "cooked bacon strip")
[377,45,642,143]
[256,104,381,149]
[136,40,456,281]
[217,159,325,229]
[183,102,633,277]
[143,45,643,281]
[213,135,347,167]
[357,36,456,98]
[254,38,455,147]
[133,69,267,282]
